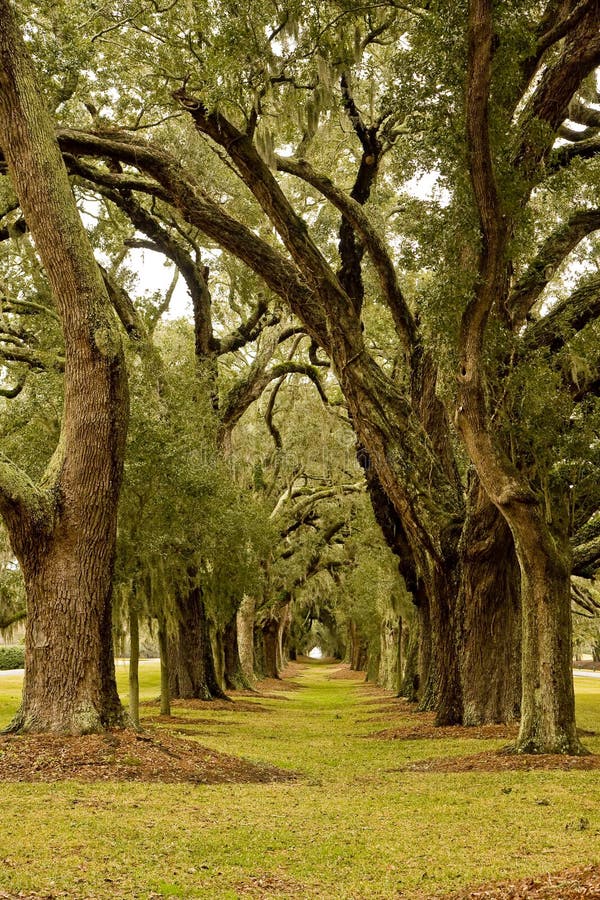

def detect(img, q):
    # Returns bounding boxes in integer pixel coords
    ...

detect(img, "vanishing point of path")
[0,660,599,898]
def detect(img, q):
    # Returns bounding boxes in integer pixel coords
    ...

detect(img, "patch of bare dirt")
[432,863,600,898]
[397,749,600,773]
[0,728,297,784]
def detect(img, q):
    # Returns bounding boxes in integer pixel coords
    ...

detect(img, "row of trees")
[0,0,598,752]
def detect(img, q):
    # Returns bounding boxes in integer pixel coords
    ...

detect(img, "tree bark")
[512,508,582,753]
[459,481,521,725]
[253,625,266,680]
[168,586,227,700]
[0,2,128,733]
[157,613,171,717]
[262,617,280,679]
[223,615,253,690]
[236,595,256,682]
[348,621,368,672]
[400,620,419,700]
[416,591,433,709]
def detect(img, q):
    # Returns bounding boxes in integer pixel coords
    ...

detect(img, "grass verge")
[0,662,598,898]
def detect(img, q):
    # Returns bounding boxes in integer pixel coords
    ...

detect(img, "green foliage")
[0,645,24,669]
[116,317,275,634]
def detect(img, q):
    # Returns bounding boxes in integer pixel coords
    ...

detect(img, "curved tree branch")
[523,275,600,353]
[275,154,417,350]
[55,128,330,347]
[510,208,600,326]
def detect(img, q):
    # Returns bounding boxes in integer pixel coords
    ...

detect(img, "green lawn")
[0,664,598,898]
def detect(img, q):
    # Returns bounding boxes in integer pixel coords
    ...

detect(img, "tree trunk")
[262,617,280,679]
[128,601,140,729]
[157,613,171,717]
[211,625,225,692]
[428,561,462,725]
[400,620,420,699]
[459,482,521,725]
[277,604,292,671]
[416,591,433,708]
[9,536,127,734]
[378,614,401,691]
[223,615,253,690]
[0,1,128,734]
[253,626,266,680]
[396,616,403,695]
[168,586,227,700]
[356,441,462,722]
[236,595,256,682]
[348,621,368,672]
[511,510,583,753]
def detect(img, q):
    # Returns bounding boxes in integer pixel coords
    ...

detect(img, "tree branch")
[0,343,63,371]
[275,154,417,350]
[514,5,600,177]
[218,296,278,355]
[572,535,600,578]
[0,452,50,530]
[557,124,598,143]
[460,0,506,366]
[523,275,600,353]
[510,209,600,325]
[0,370,26,398]
[85,183,216,356]
[171,93,363,355]
[219,360,329,440]
[548,134,600,172]
[265,376,285,451]
[56,128,330,348]
[98,265,149,345]
[569,98,600,128]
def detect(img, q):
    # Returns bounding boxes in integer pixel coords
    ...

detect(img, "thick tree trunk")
[428,562,462,725]
[366,648,380,683]
[457,395,583,750]
[8,536,126,733]
[459,483,521,725]
[0,2,128,734]
[512,513,583,754]
[351,377,463,723]
[168,586,227,700]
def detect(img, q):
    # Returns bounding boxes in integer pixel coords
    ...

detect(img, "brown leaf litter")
[0,728,297,784]
[398,749,600,773]
[434,863,600,899]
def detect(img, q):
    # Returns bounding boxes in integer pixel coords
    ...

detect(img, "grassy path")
[0,660,599,898]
